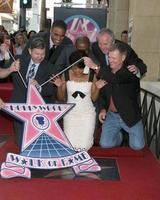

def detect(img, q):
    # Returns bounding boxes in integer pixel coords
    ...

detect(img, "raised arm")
[51,75,66,101]
[0,59,20,79]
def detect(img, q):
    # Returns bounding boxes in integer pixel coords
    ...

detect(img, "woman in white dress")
[53,50,106,151]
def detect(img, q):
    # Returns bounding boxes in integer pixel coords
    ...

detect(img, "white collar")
[50,35,54,48]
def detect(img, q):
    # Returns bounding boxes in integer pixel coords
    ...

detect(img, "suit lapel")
[45,32,51,58]
[35,60,48,84]
[20,56,31,81]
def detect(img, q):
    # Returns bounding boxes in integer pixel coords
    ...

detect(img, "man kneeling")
[98,43,145,150]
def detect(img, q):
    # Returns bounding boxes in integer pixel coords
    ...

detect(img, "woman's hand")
[95,79,107,89]
[51,75,65,87]
[0,43,8,56]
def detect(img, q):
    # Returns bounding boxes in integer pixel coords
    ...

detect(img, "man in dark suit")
[98,43,145,150]
[22,20,73,70]
[11,37,56,146]
[84,28,147,78]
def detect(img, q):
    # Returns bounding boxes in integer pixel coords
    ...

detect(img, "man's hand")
[83,57,98,70]
[9,60,20,73]
[30,79,38,86]
[99,109,107,123]
[127,65,139,74]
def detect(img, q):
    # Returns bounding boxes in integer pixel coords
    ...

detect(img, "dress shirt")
[108,96,118,113]
[105,54,109,65]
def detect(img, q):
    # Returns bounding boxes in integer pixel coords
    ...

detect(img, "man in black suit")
[84,28,147,78]
[22,20,73,69]
[11,37,56,146]
[98,43,145,150]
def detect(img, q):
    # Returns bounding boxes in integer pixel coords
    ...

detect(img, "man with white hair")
[84,28,147,78]
[98,42,145,150]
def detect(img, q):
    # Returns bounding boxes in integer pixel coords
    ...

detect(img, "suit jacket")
[99,65,142,127]
[22,31,73,74]
[53,45,99,74]
[11,54,56,104]
[53,45,76,73]
[92,39,147,78]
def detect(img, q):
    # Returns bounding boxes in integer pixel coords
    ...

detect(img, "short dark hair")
[121,30,128,35]
[30,37,46,49]
[75,36,91,54]
[109,42,127,56]
[75,36,90,46]
[51,20,67,32]
[69,50,87,69]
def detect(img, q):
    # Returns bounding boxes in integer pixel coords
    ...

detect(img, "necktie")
[49,45,56,59]
[27,63,36,82]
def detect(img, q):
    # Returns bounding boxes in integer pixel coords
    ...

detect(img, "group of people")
[0,20,147,152]
[0,26,37,62]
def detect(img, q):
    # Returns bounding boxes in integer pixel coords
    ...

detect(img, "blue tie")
[27,64,36,82]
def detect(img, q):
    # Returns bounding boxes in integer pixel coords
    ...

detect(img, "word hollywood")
[0,84,101,179]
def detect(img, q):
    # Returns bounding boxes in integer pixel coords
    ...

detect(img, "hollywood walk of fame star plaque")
[0,84,101,179]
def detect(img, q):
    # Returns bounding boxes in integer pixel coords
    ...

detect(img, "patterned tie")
[26,63,36,83]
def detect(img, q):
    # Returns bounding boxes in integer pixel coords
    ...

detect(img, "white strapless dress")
[63,81,96,150]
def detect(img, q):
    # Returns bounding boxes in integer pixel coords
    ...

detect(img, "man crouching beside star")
[0,60,20,109]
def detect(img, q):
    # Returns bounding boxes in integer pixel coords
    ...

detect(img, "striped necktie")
[27,63,36,82]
